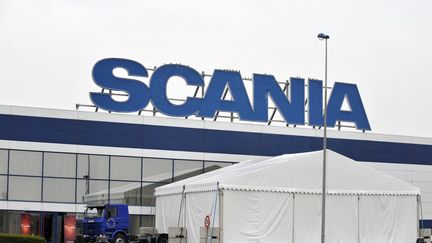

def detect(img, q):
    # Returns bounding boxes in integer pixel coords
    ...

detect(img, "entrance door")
[43,213,63,243]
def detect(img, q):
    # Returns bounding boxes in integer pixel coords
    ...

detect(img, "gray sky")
[0,0,431,137]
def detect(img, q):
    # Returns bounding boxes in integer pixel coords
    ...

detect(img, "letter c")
[150,64,204,117]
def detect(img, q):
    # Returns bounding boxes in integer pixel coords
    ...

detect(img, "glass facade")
[0,148,235,239]
[0,149,234,206]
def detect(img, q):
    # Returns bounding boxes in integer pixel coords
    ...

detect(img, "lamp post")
[317,32,330,243]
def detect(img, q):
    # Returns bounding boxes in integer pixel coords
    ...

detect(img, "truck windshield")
[84,207,104,218]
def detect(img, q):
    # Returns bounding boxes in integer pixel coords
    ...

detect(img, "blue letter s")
[90,58,150,112]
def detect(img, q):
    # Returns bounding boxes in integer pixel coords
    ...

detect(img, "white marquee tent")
[155,150,421,243]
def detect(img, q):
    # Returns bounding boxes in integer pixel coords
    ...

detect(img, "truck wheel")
[113,234,127,243]
[156,235,168,243]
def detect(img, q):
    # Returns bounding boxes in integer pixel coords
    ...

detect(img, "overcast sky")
[0,0,431,137]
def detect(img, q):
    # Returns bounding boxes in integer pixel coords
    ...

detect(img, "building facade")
[0,104,431,242]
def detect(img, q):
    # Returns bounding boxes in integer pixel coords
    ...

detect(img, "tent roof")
[155,150,420,196]
[154,157,266,196]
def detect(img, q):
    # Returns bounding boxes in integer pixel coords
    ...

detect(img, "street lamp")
[317,32,329,243]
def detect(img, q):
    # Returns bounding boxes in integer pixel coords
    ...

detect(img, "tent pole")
[219,183,223,243]
[183,189,187,238]
[177,185,186,228]
[292,193,295,243]
[417,195,419,238]
[417,195,421,238]
[357,195,360,243]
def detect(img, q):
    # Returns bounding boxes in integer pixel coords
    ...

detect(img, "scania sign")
[90,58,371,130]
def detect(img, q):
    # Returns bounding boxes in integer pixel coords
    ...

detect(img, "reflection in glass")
[110,156,141,181]
[77,155,109,179]
[109,181,141,206]
[43,178,75,202]
[105,181,164,207]
[2,149,231,212]
[9,176,41,201]
[143,158,172,182]
[44,152,76,178]
[0,150,8,174]
[0,176,6,199]
[76,179,109,203]
[204,161,232,173]
[174,160,203,181]
[9,151,42,176]
[85,206,104,218]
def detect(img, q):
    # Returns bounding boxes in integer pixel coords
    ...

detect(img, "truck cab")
[82,204,129,243]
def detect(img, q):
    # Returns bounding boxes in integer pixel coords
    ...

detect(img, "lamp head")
[317,33,330,40]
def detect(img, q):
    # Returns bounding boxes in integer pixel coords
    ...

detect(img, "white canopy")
[156,150,419,196]
[156,150,420,243]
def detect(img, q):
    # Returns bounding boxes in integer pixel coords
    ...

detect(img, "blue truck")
[80,203,168,243]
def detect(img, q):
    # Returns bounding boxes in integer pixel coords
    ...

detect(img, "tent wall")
[155,194,183,233]
[223,190,294,242]
[156,191,221,243]
[326,195,359,243]
[293,194,321,242]
[223,192,357,242]
[220,191,417,243]
[185,191,220,243]
[359,195,417,243]
[156,191,418,243]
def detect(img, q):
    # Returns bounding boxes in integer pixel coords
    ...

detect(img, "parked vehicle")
[78,203,167,243]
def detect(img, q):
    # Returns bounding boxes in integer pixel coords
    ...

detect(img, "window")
[76,179,109,203]
[106,207,117,218]
[129,215,141,235]
[110,156,141,181]
[0,176,6,199]
[43,178,75,202]
[43,152,76,178]
[110,181,141,206]
[174,160,203,181]
[0,211,21,234]
[204,161,232,173]
[0,150,8,174]
[9,151,42,176]
[143,158,172,182]
[8,176,41,201]
[2,148,231,206]
[140,182,162,206]
[77,155,109,179]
